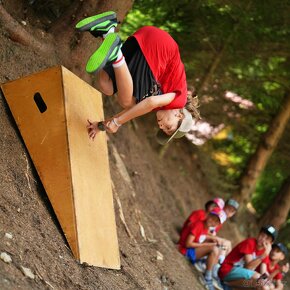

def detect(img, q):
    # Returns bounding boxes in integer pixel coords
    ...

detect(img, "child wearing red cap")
[181,198,225,233]
[178,207,227,290]
[209,199,240,279]
[190,199,239,290]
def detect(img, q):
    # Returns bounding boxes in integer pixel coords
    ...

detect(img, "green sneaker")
[76,11,117,37]
[86,33,122,74]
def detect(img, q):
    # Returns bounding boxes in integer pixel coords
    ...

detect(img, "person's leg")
[196,246,220,290]
[226,277,261,288]
[113,61,134,108]
[95,65,134,109]
[224,269,269,288]
[95,70,114,96]
[206,245,220,271]
[222,239,232,254]
[195,245,216,260]
[87,33,135,109]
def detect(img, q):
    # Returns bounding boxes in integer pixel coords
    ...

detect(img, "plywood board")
[62,67,120,268]
[1,67,79,258]
[1,66,120,269]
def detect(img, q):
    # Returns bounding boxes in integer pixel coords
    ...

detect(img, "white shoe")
[212,277,223,290]
[194,261,206,273]
[199,275,215,290]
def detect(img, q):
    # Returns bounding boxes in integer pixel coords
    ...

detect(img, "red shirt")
[178,220,209,255]
[257,260,283,281]
[133,26,187,110]
[219,238,268,280]
[215,224,222,233]
[181,209,207,233]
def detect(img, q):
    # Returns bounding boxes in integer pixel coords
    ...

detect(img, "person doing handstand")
[76,11,200,145]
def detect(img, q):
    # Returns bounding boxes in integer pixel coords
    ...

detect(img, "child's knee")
[96,71,114,95]
[118,97,134,109]
[211,246,220,256]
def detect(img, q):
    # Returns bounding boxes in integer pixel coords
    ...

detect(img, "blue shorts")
[223,267,256,282]
[185,248,197,264]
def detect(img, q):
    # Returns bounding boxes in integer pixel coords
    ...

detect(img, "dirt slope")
[0,22,218,290]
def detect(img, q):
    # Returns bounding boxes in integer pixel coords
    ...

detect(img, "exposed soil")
[0,2,243,290]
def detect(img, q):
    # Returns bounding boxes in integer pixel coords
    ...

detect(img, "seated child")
[212,199,240,262]
[258,242,289,290]
[178,207,227,290]
[218,225,278,289]
[181,197,225,233]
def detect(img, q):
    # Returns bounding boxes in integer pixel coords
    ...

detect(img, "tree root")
[0,4,54,54]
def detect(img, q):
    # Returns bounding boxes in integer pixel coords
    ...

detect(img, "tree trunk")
[234,92,290,204]
[0,1,133,83]
[259,176,290,229]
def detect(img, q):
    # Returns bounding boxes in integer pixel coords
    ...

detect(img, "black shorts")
[103,36,162,103]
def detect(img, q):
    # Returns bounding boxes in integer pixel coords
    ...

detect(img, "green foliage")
[252,170,285,216]
[122,0,290,217]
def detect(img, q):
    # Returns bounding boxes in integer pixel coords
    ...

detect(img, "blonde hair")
[186,85,201,120]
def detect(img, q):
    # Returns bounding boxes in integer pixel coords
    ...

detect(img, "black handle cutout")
[34,92,47,113]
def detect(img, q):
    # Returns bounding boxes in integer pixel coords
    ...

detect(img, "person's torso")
[178,220,208,254]
[219,237,266,279]
[133,26,187,109]
[266,261,282,280]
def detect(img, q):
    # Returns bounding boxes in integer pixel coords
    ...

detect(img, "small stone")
[17,208,21,212]
[20,266,35,279]
[160,275,167,283]
[21,21,27,26]
[156,251,164,261]
[5,233,13,239]
[131,171,139,176]
[0,252,12,263]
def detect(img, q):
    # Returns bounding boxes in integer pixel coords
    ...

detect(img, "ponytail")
[186,86,201,120]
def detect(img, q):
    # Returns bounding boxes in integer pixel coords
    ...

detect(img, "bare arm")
[274,279,284,290]
[206,235,224,245]
[244,253,267,270]
[87,93,176,138]
[185,234,217,248]
[259,262,268,275]
[245,241,272,270]
[112,93,176,126]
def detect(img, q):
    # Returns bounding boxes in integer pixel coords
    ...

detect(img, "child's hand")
[281,263,289,274]
[203,242,218,247]
[87,119,101,140]
[263,241,272,256]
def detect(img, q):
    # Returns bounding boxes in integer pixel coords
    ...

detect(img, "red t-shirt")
[181,209,207,233]
[219,238,268,280]
[133,26,187,110]
[178,220,209,255]
[215,224,222,233]
[257,260,283,281]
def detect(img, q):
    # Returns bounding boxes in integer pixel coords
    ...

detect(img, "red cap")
[209,207,227,224]
[213,198,225,209]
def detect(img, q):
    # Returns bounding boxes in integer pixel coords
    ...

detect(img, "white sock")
[204,270,212,280]
[218,255,225,264]
[212,263,221,279]
[112,50,125,68]
[102,26,116,38]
